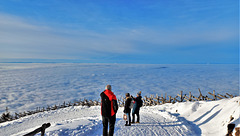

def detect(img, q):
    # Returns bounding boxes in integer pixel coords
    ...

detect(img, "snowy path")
[113,107,200,136]
[0,106,201,136]
[83,107,200,136]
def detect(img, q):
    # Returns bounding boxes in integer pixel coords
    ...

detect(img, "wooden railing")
[23,123,51,136]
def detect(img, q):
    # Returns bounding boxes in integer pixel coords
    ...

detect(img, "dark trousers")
[125,112,131,125]
[132,112,140,122]
[102,114,116,136]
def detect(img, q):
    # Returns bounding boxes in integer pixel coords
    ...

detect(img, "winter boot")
[125,121,131,126]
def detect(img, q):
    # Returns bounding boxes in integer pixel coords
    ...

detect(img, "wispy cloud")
[0,0,238,64]
[0,13,137,59]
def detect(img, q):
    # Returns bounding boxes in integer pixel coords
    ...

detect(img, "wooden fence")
[23,123,51,136]
[0,89,237,124]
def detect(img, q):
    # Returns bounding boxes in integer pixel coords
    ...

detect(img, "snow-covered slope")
[0,97,239,136]
[161,96,240,135]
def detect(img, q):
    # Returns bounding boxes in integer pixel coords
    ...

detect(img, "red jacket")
[100,89,118,117]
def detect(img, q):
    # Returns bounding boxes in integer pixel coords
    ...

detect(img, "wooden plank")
[226,93,234,98]
[205,96,213,101]
[215,95,223,100]
[193,96,200,101]
[218,94,228,99]
[208,91,216,100]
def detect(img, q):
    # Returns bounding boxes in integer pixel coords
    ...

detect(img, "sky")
[0,0,239,64]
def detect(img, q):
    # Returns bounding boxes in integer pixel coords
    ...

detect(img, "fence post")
[198,88,204,100]
[213,90,216,100]
[189,92,192,101]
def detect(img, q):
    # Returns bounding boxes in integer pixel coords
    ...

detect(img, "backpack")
[113,100,118,113]
[129,100,134,109]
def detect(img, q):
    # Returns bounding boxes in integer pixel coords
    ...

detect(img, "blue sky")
[0,0,238,64]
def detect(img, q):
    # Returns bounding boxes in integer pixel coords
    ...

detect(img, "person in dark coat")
[123,93,132,126]
[100,85,118,136]
[131,91,142,123]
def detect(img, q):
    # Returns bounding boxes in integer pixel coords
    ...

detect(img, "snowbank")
[160,96,240,135]
[0,97,239,136]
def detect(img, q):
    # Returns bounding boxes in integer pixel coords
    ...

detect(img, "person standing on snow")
[100,85,118,136]
[123,93,132,126]
[131,91,143,124]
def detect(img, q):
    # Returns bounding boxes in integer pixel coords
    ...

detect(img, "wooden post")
[161,94,163,104]
[180,91,184,102]
[156,94,160,105]
[154,94,160,105]
[168,96,172,103]
[189,92,192,101]
[213,90,216,100]
[164,93,167,101]
[180,91,183,102]
[177,91,184,102]
[198,88,204,100]
[160,93,167,104]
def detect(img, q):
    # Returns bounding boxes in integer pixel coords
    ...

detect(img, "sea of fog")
[0,63,239,114]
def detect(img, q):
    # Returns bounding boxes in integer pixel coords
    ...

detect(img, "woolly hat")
[137,91,141,96]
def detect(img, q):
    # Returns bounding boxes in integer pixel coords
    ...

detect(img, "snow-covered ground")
[0,63,238,114]
[0,96,239,136]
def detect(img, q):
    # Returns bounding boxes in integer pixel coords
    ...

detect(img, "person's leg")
[109,114,116,136]
[128,112,131,126]
[136,112,140,123]
[125,113,131,126]
[125,121,128,126]
[132,112,135,123]
[102,116,108,136]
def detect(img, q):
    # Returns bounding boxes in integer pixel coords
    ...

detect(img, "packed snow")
[0,96,239,136]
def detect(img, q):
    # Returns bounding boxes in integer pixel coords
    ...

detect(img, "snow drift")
[0,96,239,136]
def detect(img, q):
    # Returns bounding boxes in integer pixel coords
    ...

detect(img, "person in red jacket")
[100,85,118,136]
